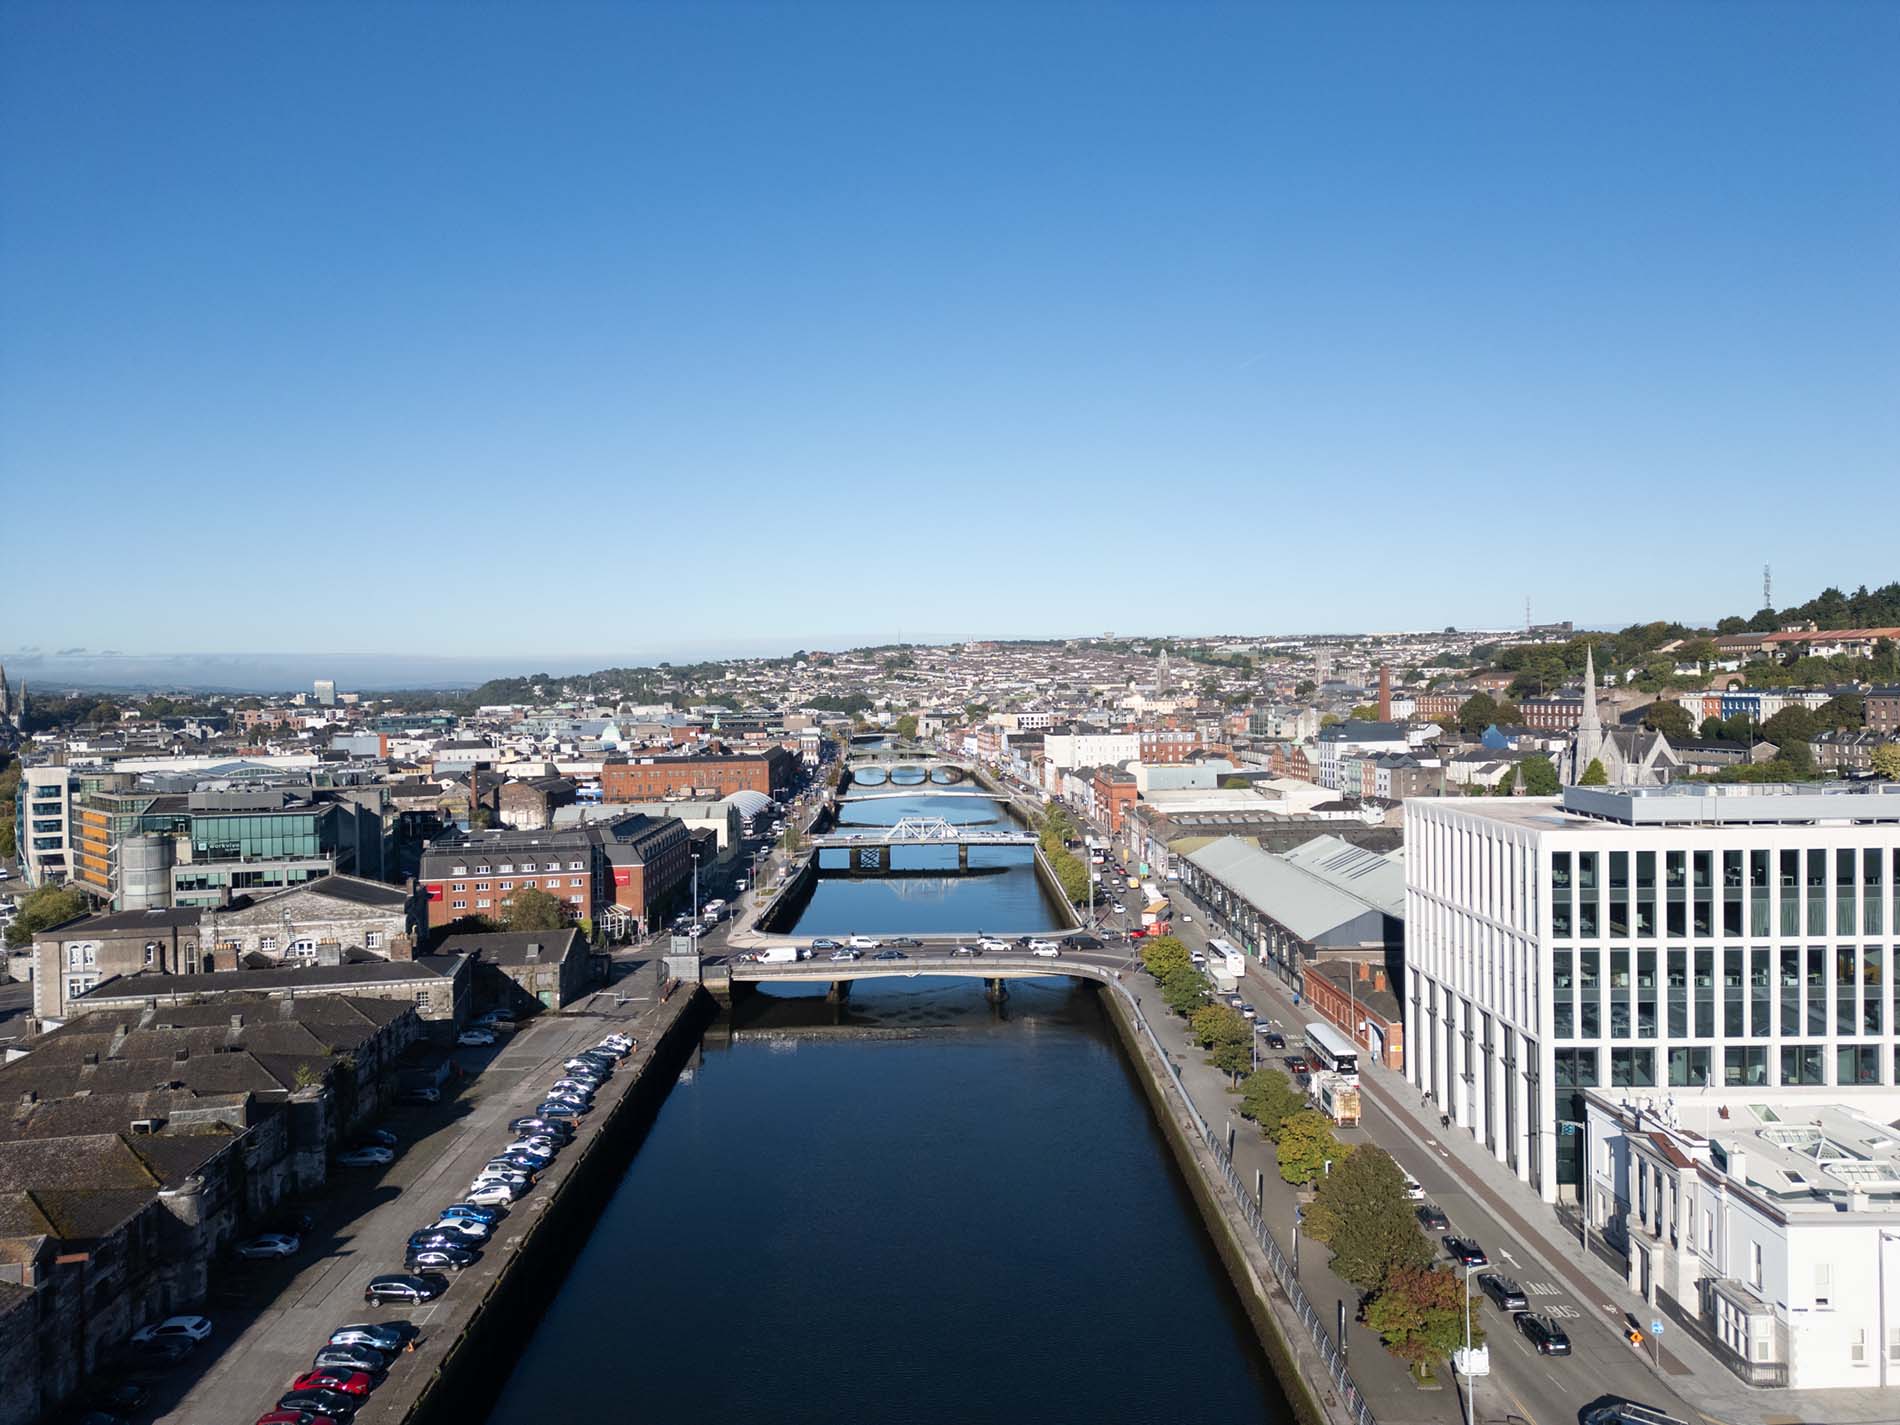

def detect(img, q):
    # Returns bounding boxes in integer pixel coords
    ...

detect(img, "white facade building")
[1583,1088,1900,1389]
[1042,727,1139,771]
[1404,783,1900,1209]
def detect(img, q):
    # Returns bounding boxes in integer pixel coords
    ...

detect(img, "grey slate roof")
[1185,835,1403,942]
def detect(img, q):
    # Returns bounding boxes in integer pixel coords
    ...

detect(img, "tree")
[1642,702,1694,741]
[783,824,804,852]
[1275,1109,1338,1185]
[1455,693,1499,735]
[1578,758,1609,786]
[1761,706,1818,747]
[1141,936,1193,982]
[3,883,92,949]
[1294,679,1317,698]
[1239,1069,1306,1140]
[1494,765,1517,796]
[1305,1144,1434,1290]
[1872,744,1900,781]
[1365,1266,1483,1367]
[1518,756,1560,796]
[504,886,568,932]
[894,713,919,739]
[1350,704,1380,721]
[1814,694,1864,730]
[1161,966,1210,1018]
[1191,1003,1255,1077]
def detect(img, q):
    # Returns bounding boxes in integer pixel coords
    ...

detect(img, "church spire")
[1576,643,1602,776]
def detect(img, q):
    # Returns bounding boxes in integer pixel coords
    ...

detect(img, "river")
[781,789,1069,936]
[483,973,1292,1425]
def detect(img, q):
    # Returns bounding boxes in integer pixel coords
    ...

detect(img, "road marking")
[1499,1249,1521,1267]
[1526,1281,1560,1295]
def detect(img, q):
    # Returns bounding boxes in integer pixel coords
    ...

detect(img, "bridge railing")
[1120,990,1379,1425]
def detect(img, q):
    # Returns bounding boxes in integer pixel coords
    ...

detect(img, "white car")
[1180,913,1193,923]
[466,1181,524,1206]
[1402,1173,1426,1202]
[847,935,882,949]
[337,1146,395,1167]
[429,1217,490,1240]
[1110,902,1126,914]
[457,1029,496,1047]
[1028,942,1061,958]
[132,1315,213,1345]
[234,1232,300,1260]
[976,937,1009,952]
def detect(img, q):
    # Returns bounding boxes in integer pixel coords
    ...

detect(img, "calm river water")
[482,975,1292,1425]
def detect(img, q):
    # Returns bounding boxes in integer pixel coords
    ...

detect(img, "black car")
[408,1229,466,1251]
[871,949,908,961]
[1442,1235,1489,1267]
[313,1343,390,1373]
[1062,933,1105,950]
[407,1245,478,1273]
[1514,1311,1572,1356]
[510,1116,573,1140]
[887,936,922,948]
[1264,1031,1287,1049]
[810,938,843,951]
[364,1272,447,1304]
[1416,1203,1451,1232]
[278,1387,359,1421]
[950,945,983,957]
[1477,1273,1527,1311]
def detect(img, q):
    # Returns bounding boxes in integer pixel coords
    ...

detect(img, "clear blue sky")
[3,1,1895,664]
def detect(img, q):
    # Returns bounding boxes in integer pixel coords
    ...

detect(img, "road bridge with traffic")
[809,815,1038,870]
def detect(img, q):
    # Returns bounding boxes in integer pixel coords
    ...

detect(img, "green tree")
[1455,693,1499,735]
[1814,694,1864,730]
[1518,756,1560,796]
[1761,706,1818,748]
[783,824,804,852]
[1239,1069,1306,1140]
[1294,679,1316,698]
[894,713,919,739]
[1305,1144,1434,1290]
[1160,966,1210,1017]
[1191,1003,1255,1076]
[1275,1109,1338,1185]
[1494,765,1517,796]
[1872,744,1900,781]
[3,883,91,949]
[504,885,568,932]
[1642,701,1694,741]
[1578,758,1609,786]
[1366,1266,1484,1367]
[1141,935,1193,981]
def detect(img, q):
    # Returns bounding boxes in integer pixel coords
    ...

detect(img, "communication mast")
[1763,564,1772,611]
[1525,595,1532,633]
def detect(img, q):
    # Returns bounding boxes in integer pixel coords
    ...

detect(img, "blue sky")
[3,1,1895,664]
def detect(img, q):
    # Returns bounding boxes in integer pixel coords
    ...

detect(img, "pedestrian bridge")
[809,815,1037,870]
[720,952,1121,999]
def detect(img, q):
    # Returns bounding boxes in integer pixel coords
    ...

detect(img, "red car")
[256,1413,339,1425]
[290,1368,374,1397]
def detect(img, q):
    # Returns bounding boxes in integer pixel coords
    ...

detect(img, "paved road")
[1155,907,1696,1425]
[146,961,678,1425]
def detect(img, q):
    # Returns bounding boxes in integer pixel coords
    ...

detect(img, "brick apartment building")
[600,747,796,801]
[417,826,605,930]
[1868,687,1900,735]
[598,813,693,934]
[1412,692,1462,723]
[1139,726,1198,763]
[1519,694,1585,731]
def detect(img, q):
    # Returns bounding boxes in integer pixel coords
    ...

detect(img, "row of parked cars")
[252,1027,638,1424]
[1414,1205,1572,1357]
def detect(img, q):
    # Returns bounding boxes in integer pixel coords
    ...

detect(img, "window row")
[1552,945,1895,1041]
[1551,847,1899,939]
[1555,1041,1892,1089]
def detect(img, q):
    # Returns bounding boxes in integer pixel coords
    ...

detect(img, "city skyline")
[3,3,1894,655]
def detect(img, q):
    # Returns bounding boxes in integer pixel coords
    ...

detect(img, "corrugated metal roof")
[1185,834,1402,940]
[1278,835,1407,919]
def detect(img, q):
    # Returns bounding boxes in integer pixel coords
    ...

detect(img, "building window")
[290,938,316,957]
[452,882,466,892]
[416,989,431,1010]
[520,861,536,871]
[568,860,583,871]
[1748,1241,1763,1289]
[66,975,95,1001]
[570,877,583,887]
[500,864,514,874]
[1815,1261,1832,1307]
[476,864,491,874]
[546,879,561,890]
[452,864,468,875]
[259,936,277,953]
[366,932,383,949]
[569,894,583,905]
[476,881,490,891]
[451,899,467,909]
[500,880,514,890]
[476,898,491,909]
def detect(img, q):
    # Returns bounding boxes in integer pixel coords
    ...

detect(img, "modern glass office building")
[1404,783,1900,1204]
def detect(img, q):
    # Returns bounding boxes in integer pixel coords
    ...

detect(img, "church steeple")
[1574,643,1603,778]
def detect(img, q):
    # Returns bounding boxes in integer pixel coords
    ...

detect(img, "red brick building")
[1139,727,1198,763]
[600,748,795,801]
[1302,959,1405,1071]
[1412,692,1462,723]
[417,826,604,930]
[1092,766,1138,833]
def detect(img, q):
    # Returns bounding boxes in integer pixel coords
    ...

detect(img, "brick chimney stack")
[1377,665,1392,722]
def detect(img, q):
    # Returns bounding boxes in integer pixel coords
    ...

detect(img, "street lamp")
[691,851,700,931]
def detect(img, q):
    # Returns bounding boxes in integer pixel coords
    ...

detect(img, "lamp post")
[1461,1260,1477,1425]
[690,852,700,932]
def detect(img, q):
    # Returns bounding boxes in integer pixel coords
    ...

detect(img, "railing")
[1120,989,1379,1425]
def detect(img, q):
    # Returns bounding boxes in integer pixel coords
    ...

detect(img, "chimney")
[1377,665,1392,723]
[526,942,541,961]
[229,1013,244,1031]
[1356,960,1369,981]
[1372,968,1387,993]
[173,1047,188,1063]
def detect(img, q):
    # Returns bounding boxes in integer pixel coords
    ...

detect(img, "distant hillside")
[1715,580,1900,635]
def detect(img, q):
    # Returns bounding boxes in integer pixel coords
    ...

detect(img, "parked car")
[328,1323,408,1353]
[290,1369,374,1398]
[1401,1173,1426,1202]
[337,1146,394,1168]
[465,1181,524,1206]
[276,1388,359,1422]
[122,1337,194,1371]
[1478,1274,1527,1311]
[408,1230,468,1253]
[535,1101,585,1120]
[131,1315,213,1346]
[235,1232,301,1260]
[1443,1235,1489,1267]
[397,1086,440,1105]
[1514,1311,1572,1356]
[1416,1203,1451,1231]
[312,1344,390,1373]
[1264,1031,1287,1049]
[427,1216,491,1239]
[510,1117,572,1140]
[358,1128,398,1149]
[456,1030,496,1047]
[254,1412,342,1425]
[439,1203,504,1225]
[407,1246,477,1273]
[364,1273,446,1305]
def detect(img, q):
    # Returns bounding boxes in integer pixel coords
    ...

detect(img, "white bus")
[1302,1021,1360,1079]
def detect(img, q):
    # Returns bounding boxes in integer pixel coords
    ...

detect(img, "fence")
[1122,989,1379,1425]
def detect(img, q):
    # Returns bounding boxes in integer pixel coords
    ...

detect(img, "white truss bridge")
[809,815,1038,849]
